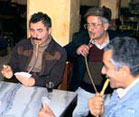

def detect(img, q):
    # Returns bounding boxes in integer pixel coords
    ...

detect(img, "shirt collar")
[117,78,139,98]
[92,35,109,50]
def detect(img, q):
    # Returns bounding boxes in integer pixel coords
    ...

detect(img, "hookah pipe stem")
[35,43,39,57]
[96,79,110,117]
[100,79,110,96]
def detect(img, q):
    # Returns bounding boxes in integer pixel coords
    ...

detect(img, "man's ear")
[120,65,131,76]
[48,28,52,34]
[104,23,109,31]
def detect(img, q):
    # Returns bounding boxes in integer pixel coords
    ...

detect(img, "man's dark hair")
[105,36,139,76]
[29,12,51,30]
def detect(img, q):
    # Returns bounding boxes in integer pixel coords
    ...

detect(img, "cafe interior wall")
[27,0,101,46]
[27,0,131,46]
[99,0,120,20]
[80,0,99,6]
[120,0,131,7]
[27,0,80,46]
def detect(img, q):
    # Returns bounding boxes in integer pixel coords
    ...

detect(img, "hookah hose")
[84,38,110,94]
[84,56,98,93]
[84,37,98,93]
[84,38,110,117]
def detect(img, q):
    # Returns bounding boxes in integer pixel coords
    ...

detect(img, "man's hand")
[15,75,35,87]
[1,65,13,79]
[88,93,104,116]
[38,104,55,117]
[76,44,92,57]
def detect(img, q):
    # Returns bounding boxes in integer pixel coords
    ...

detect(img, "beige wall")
[100,0,120,19]
[27,0,80,46]
[80,0,99,6]
[121,0,131,7]
[26,0,131,46]
[70,0,80,42]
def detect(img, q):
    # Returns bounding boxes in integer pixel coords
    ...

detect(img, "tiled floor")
[0,48,12,80]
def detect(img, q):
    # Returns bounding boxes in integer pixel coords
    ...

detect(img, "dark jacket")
[7,38,67,88]
[65,29,126,93]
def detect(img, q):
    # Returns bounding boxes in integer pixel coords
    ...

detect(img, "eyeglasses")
[84,23,102,29]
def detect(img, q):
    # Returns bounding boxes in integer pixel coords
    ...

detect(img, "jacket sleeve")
[8,43,21,73]
[64,30,89,61]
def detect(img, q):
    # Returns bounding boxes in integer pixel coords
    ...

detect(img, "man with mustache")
[1,12,66,88]
[65,6,127,116]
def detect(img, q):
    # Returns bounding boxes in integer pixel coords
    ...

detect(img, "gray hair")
[104,36,139,76]
[99,16,109,26]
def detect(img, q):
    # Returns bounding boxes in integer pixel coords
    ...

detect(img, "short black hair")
[29,12,51,30]
[105,36,139,76]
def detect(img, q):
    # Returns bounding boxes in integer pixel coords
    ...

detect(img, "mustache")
[31,37,41,40]
[89,32,95,36]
